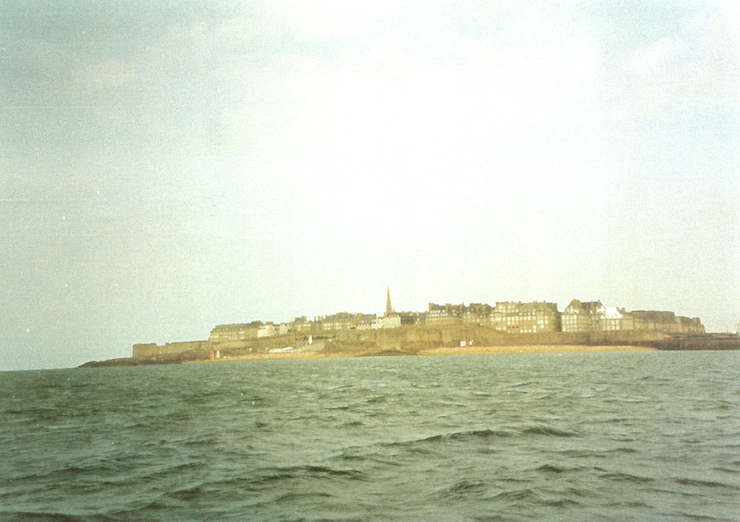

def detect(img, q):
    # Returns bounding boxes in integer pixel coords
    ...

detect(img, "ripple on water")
[1,351,739,521]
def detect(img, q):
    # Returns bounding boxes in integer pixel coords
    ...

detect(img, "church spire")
[386,286,394,316]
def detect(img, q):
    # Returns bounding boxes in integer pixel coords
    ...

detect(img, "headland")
[80,292,739,367]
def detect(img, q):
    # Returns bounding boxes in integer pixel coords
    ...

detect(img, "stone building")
[257,323,276,338]
[374,314,401,329]
[426,303,465,326]
[631,311,705,334]
[209,321,263,344]
[599,307,635,331]
[319,312,365,331]
[357,314,377,330]
[521,301,561,333]
[290,316,314,333]
[398,312,421,325]
[133,288,709,359]
[491,301,560,333]
[491,302,523,332]
[462,303,493,326]
[374,287,401,329]
[561,299,606,332]
[675,316,705,334]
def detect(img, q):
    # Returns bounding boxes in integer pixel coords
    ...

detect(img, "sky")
[1,1,738,370]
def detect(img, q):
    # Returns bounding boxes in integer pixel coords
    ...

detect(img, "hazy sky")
[1,1,738,370]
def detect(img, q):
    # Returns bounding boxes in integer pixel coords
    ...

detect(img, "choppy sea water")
[1,351,739,521]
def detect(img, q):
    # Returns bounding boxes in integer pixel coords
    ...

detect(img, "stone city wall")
[132,341,207,359]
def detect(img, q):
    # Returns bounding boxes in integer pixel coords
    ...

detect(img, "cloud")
[609,4,739,119]
[253,0,429,38]
[625,37,682,72]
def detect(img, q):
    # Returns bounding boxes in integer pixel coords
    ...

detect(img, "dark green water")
[1,351,739,521]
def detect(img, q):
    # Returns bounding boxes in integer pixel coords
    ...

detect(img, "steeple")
[386,286,394,316]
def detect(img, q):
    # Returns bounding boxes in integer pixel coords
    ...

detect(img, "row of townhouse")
[423,299,704,335]
[426,301,561,333]
[561,300,704,334]
[208,311,407,345]
[316,312,404,331]
[207,299,704,345]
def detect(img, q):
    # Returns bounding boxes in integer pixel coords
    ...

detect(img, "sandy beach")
[416,344,655,356]
[197,344,656,364]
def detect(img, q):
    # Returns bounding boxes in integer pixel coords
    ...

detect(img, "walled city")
[132,291,705,359]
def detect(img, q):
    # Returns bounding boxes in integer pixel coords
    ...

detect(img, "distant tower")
[386,287,394,316]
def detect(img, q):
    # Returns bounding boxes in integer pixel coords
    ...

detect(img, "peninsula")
[80,292,739,367]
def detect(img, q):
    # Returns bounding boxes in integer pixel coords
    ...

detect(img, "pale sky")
[1,1,738,370]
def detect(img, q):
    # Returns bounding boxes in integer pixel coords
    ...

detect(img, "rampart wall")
[132,326,689,359]
[132,340,207,358]
[335,325,663,350]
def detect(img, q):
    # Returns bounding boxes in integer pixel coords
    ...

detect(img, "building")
[357,314,377,330]
[599,307,635,331]
[491,301,560,333]
[426,303,464,326]
[398,312,421,325]
[257,323,276,338]
[520,301,561,333]
[133,288,709,358]
[319,312,363,331]
[290,316,314,333]
[631,311,705,334]
[374,314,401,329]
[209,321,263,344]
[462,303,493,326]
[374,287,401,329]
[561,299,606,332]
[675,316,705,334]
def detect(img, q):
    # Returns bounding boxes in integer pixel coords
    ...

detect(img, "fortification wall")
[132,326,673,359]
[646,335,740,351]
[335,325,662,351]
[132,341,207,358]
[207,333,322,353]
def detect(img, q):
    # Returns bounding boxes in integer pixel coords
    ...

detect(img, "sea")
[1,351,739,521]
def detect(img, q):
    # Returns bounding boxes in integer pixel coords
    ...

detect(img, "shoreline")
[183,344,656,365]
[81,338,740,368]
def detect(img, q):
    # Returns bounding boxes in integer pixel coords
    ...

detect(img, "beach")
[195,343,656,364]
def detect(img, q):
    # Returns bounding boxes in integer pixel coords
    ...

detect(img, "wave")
[600,471,655,483]
[273,491,335,503]
[0,512,108,522]
[165,483,208,502]
[713,467,740,474]
[557,447,636,459]
[247,465,367,486]
[675,478,739,490]
[390,429,514,448]
[534,464,569,474]
[435,479,489,500]
[542,498,581,507]
[521,425,579,437]
[669,513,734,521]
[491,488,539,502]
